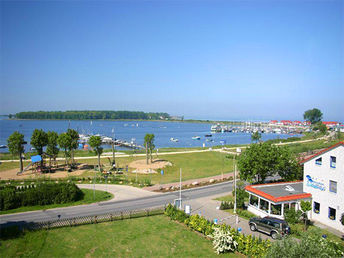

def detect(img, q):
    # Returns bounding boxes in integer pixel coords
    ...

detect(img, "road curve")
[0,181,233,226]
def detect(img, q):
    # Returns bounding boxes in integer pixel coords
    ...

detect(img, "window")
[259,199,269,213]
[249,195,259,207]
[271,204,282,215]
[315,157,322,165]
[329,180,337,193]
[329,207,336,220]
[330,156,336,168]
[314,202,320,214]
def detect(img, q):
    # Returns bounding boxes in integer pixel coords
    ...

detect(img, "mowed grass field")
[0,151,235,184]
[79,151,235,184]
[0,215,239,257]
[0,189,113,215]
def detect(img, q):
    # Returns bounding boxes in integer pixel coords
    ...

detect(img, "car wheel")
[250,223,256,231]
[271,231,278,239]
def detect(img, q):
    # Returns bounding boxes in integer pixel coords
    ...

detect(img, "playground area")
[0,154,94,180]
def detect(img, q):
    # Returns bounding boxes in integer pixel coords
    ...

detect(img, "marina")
[0,119,304,153]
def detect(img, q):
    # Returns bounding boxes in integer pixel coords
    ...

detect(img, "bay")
[0,118,299,153]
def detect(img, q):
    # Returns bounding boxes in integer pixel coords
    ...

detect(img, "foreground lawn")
[0,215,239,257]
[0,189,113,215]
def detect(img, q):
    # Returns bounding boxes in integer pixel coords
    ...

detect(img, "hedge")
[164,204,271,257]
[0,183,84,210]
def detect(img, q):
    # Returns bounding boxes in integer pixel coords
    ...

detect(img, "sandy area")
[129,159,172,174]
[0,164,90,180]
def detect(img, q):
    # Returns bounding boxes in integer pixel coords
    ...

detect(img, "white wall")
[303,145,344,233]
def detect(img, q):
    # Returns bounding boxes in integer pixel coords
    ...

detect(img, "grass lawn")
[123,151,235,184]
[0,189,113,215]
[1,151,235,185]
[215,194,234,202]
[0,215,239,257]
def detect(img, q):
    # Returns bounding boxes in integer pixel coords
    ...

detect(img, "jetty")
[79,134,144,150]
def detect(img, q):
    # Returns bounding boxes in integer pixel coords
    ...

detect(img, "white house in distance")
[301,141,344,233]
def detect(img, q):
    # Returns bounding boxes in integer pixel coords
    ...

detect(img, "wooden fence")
[10,206,166,231]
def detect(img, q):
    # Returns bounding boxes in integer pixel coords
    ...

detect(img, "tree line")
[8,129,156,174]
[12,111,171,120]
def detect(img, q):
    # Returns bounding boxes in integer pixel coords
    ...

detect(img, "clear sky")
[1,0,343,121]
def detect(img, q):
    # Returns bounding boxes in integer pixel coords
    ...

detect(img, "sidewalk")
[143,172,234,191]
[183,194,271,240]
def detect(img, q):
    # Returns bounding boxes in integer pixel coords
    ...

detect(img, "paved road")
[0,181,233,226]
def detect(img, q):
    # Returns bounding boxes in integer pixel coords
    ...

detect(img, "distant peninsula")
[11,111,183,121]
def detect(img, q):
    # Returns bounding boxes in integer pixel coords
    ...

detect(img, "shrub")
[0,183,84,210]
[232,181,248,209]
[283,207,302,224]
[211,227,238,254]
[265,232,344,258]
[220,201,234,210]
[236,209,256,220]
[184,214,215,235]
[164,203,189,223]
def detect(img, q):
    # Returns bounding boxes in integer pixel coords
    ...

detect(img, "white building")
[245,181,311,220]
[301,141,344,233]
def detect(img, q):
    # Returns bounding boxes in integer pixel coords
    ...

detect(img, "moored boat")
[192,136,201,140]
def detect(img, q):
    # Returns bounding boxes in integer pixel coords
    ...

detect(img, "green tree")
[303,108,323,124]
[46,131,59,166]
[238,142,301,183]
[251,131,261,143]
[300,200,312,230]
[57,133,72,167]
[7,131,25,173]
[30,129,48,167]
[66,129,79,166]
[312,121,327,134]
[144,134,155,164]
[89,135,103,171]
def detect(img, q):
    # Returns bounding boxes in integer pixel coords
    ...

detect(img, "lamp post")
[233,148,241,214]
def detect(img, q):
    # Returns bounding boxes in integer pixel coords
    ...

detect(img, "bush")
[265,232,344,258]
[211,227,238,254]
[220,201,234,210]
[0,183,84,210]
[164,203,189,223]
[164,204,271,257]
[284,207,302,224]
[185,214,215,235]
[236,209,256,220]
[232,181,248,209]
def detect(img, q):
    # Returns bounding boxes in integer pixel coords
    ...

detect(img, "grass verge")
[0,189,113,215]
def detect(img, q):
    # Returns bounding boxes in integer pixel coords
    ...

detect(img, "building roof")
[245,181,311,203]
[300,141,344,164]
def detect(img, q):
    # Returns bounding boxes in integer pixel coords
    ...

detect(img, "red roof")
[300,141,344,164]
[245,181,311,203]
[270,120,278,123]
[322,121,338,125]
[293,121,301,124]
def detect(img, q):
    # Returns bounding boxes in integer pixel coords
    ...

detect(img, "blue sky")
[1,0,343,121]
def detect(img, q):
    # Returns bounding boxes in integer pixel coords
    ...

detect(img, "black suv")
[248,216,290,239]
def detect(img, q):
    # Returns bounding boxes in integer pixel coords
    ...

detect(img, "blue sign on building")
[306,175,325,191]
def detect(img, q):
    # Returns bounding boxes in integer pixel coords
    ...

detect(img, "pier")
[79,134,144,150]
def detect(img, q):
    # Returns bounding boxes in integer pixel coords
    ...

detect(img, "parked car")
[248,216,290,239]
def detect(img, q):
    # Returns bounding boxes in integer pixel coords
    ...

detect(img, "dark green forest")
[12,111,171,120]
